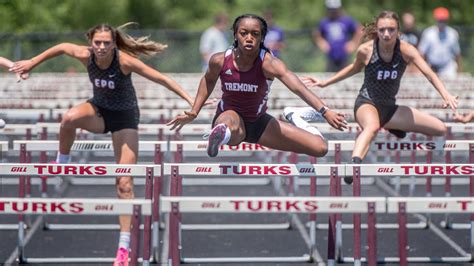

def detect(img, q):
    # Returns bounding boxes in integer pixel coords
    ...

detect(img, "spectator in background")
[263,10,286,58]
[313,0,362,72]
[199,13,230,72]
[400,12,421,73]
[418,7,461,78]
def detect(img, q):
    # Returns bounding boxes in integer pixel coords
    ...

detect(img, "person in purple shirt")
[263,10,286,58]
[313,0,362,72]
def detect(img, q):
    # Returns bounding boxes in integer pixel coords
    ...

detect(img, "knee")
[362,127,379,139]
[311,138,328,157]
[61,110,78,128]
[117,177,134,198]
[432,124,447,136]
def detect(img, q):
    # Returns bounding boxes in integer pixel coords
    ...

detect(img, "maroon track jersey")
[218,49,273,122]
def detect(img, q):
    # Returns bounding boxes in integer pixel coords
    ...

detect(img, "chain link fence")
[1,27,473,73]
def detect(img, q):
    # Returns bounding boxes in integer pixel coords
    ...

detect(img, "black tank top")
[359,39,407,105]
[87,49,138,110]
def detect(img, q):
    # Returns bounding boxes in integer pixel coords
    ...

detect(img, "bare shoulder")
[356,40,373,56]
[208,51,225,69]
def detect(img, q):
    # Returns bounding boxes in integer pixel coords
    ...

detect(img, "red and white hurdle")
[0,163,159,265]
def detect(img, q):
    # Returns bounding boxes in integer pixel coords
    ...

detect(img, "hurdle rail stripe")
[348,164,474,176]
[21,122,474,135]
[0,163,160,176]
[387,197,474,213]
[163,163,344,176]
[13,140,168,152]
[160,196,386,213]
[0,198,152,215]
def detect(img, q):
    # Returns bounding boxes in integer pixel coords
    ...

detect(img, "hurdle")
[387,197,474,265]
[163,163,384,264]
[340,164,474,264]
[0,163,158,264]
[2,197,151,265]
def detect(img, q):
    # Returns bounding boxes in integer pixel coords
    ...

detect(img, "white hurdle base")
[312,220,427,230]
[44,223,154,231]
[389,177,470,185]
[181,222,291,230]
[22,256,151,264]
[440,221,474,230]
[341,255,472,264]
[182,254,312,264]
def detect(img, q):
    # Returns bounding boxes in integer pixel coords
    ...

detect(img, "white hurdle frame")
[0,163,159,265]
[1,197,151,265]
[162,196,385,266]
[387,197,474,265]
[343,164,474,264]
[162,163,362,264]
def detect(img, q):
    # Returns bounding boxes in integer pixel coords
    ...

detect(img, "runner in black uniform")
[11,22,195,265]
[302,11,458,184]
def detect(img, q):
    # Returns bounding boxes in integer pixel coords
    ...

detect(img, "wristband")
[318,106,329,116]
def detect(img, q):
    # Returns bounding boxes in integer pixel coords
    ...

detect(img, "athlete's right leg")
[207,110,246,157]
[352,104,381,160]
[257,118,328,157]
[57,102,105,161]
[345,104,381,184]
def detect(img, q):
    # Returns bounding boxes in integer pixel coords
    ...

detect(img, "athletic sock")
[222,126,231,145]
[56,153,70,164]
[118,231,131,250]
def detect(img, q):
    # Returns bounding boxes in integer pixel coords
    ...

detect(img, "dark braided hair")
[232,14,269,52]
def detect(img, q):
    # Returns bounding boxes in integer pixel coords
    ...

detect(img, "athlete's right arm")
[167,52,223,131]
[10,43,88,74]
[302,42,369,88]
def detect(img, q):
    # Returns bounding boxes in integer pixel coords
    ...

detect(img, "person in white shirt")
[418,7,461,78]
[199,13,230,71]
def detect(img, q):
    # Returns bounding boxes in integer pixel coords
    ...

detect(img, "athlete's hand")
[301,76,326,88]
[10,60,35,75]
[453,112,471,123]
[166,111,197,131]
[442,94,458,112]
[323,109,347,131]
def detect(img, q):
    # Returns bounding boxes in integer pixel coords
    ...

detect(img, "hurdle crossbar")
[0,197,151,265]
[163,196,385,265]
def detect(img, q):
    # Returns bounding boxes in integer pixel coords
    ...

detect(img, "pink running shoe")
[113,247,129,266]
[207,123,227,157]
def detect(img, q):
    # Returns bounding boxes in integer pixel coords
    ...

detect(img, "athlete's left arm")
[263,55,347,130]
[403,42,458,111]
[121,54,194,107]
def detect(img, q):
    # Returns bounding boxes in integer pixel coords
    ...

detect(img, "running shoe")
[283,107,324,122]
[344,175,353,185]
[207,123,227,157]
[283,107,324,139]
[113,247,129,266]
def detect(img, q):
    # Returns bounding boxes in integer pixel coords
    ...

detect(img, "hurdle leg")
[353,166,361,266]
[367,202,377,266]
[130,205,142,266]
[327,170,337,266]
[398,202,408,266]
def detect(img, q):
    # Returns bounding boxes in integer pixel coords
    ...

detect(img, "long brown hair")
[86,22,168,57]
[362,11,400,41]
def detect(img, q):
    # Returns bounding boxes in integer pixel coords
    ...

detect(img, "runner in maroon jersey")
[168,14,346,158]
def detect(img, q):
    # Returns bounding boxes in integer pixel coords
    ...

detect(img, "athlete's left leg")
[384,106,447,136]
[112,129,139,266]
